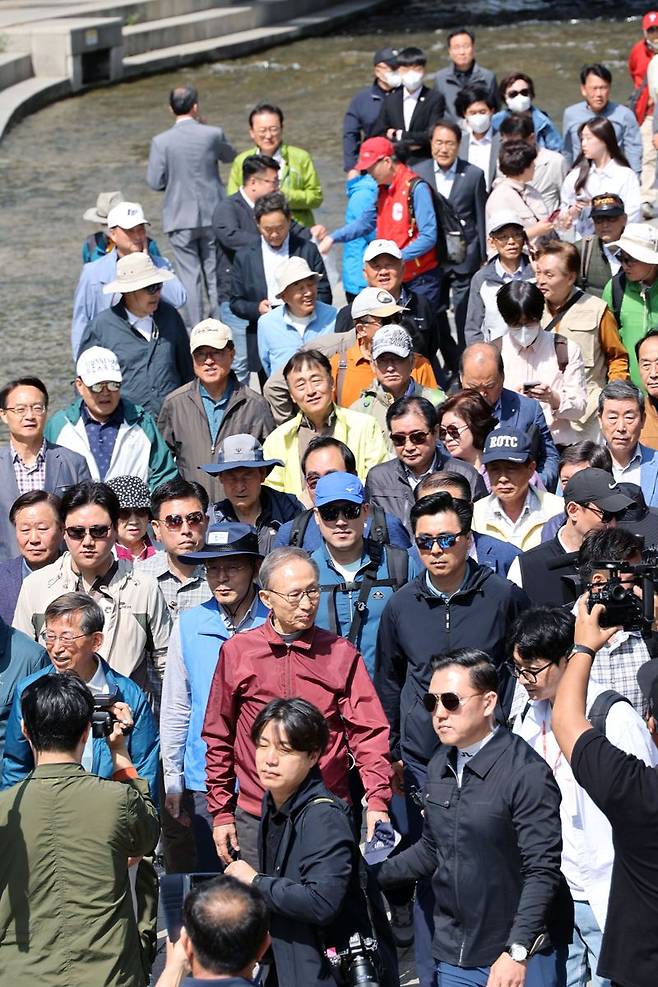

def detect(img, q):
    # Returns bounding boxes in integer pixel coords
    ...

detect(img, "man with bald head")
[460,342,560,491]
[147,84,237,327]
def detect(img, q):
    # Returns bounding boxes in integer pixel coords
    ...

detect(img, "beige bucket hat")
[274,256,321,298]
[102,253,174,295]
[609,223,658,265]
[83,190,124,225]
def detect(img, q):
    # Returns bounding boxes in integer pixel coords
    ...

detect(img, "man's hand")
[318,236,334,255]
[574,593,620,653]
[165,793,191,827]
[213,821,240,866]
[154,935,190,987]
[366,808,390,840]
[487,952,526,987]
[225,859,258,884]
[258,299,272,315]
[310,223,327,240]
[391,760,405,796]
[107,701,134,752]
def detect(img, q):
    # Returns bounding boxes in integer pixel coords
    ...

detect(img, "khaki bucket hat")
[102,253,174,295]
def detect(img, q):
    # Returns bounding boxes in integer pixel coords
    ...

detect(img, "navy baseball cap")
[315,472,366,508]
[373,47,398,67]
[178,522,262,563]
[482,428,534,465]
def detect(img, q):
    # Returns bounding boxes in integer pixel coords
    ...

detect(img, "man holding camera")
[0,673,160,985]
[553,595,658,987]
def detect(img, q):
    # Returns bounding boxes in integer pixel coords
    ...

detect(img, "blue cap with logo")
[482,427,533,465]
[315,472,366,508]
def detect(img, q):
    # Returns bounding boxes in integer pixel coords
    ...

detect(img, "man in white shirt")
[598,379,658,505]
[510,605,657,987]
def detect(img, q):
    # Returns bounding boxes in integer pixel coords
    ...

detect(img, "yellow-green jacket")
[227,143,323,226]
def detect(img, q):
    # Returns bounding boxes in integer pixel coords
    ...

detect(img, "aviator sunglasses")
[423,691,484,713]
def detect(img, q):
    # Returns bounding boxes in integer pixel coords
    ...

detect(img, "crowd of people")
[6,13,658,987]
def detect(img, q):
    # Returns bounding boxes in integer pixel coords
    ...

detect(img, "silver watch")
[507,943,528,963]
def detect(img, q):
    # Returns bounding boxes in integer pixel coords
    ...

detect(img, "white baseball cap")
[106,201,150,230]
[363,239,402,263]
[76,347,122,387]
[351,287,406,319]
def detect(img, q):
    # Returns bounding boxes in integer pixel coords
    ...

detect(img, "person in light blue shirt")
[342,172,377,300]
[257,256,337,377]
[562,63,642,174]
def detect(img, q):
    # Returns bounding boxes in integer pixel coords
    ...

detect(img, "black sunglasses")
[415,533,463,551]
[507,87,531,98]
[422,691,483,713]
[144,283,163,295]
[65,524,112,541]
[317,502,363,523]
[390,429,431,448]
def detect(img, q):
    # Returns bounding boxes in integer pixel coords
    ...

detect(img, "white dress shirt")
[611,443,642,485]
[603,243,622,276]
[433,159,457,199]
[402,88,421,130]
[261,235,289,304]
[560,158,642,236]
[467,131,493,184]
[125,309,154,341]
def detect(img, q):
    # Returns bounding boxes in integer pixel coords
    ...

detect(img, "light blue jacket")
[342,174,377,296]
[638,443,658,508]
[71,248,187,356]
[562,100,642,173]
[1,659,160,800]
[492,105,563,152]
[257,300,337,377]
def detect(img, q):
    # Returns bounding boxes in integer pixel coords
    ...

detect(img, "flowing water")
[0,3,651,413]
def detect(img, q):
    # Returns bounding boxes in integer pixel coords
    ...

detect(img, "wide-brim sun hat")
[609,223,658,265]
[103,252,174,294]
[200,434,284,476]
[274,256,321,299]
[83,190,124,225]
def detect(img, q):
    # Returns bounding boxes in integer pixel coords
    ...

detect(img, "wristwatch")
[507,943,528,963]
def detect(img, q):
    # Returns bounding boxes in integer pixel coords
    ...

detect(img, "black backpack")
[408,176,467,266]
[609,270,627,326]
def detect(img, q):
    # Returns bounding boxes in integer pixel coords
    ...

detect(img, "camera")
[586,576,647,631]
[91,688,132,739]
[327,933,381,987]
[160,872,219,941]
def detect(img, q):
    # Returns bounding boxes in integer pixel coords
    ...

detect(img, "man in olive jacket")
[0,674,160,986]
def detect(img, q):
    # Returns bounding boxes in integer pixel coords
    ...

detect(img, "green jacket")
[0,763,160,986]
[602,276,658,387]
[227,143,323,226]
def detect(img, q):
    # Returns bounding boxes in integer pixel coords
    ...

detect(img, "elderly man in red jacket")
[202,546,392,868]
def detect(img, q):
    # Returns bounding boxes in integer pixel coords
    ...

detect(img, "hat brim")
[372,345,412,361]
[178,546,263,562]
[275,270,321,299]
[482,453,530,465]
[83,208,110,224]
[79,372,123,386]
[108,218,151,230]
[102,266,174,294]
[316,493,366,507]
[587,491,635,512]
[355,153,386,172]
[609,236,658,265]
[591,208,625,220]
[353,302,406,319]
[199,458,283,476]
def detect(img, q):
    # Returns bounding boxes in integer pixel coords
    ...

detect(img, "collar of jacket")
[30,762,88,779]
[485,253,533,284]
[360,380,419,409]
[414,557,491,601]
[65,396,144,428]
[395,443,450,483]
[263,765,336,821]
[262,613,317,653]
[190,371,243,413]
[51,552,133,592]
[438,725,513,780]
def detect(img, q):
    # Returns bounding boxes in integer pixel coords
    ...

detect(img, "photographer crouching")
[553,594,658,987]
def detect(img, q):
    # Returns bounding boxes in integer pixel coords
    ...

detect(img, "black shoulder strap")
[553,333,569,374]
[588,689,632,735]
[289,509,312,548]
[579,236,595,287]
[611,271,627,326]
[543,289,585,333]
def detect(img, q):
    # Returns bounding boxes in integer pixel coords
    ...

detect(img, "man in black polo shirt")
[553,595,658,987]
[508,469,633,604]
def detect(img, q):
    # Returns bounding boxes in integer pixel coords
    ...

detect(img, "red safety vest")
[376,164,438,282]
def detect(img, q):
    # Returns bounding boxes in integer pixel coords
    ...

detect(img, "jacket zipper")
[447,759,466,965]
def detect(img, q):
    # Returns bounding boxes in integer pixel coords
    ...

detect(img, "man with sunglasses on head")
[510,606,656,987]
[45,346,178,491]
[378,647,570,987]
[375,491,529,987]
[13,481,171,701]
[202,545,392,871]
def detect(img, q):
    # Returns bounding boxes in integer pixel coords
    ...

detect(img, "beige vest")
[542,291,607,441]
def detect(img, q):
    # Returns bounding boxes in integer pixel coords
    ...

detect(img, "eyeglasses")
[491,231,525,243]
[505,659,555,684]
[616,251,640,266]
[432,139,458,148]
[159,511,206,529]
[65,524,112,540]
[422,691,483,713]
[317,503,362,522]
[254,126,281,136]
[266,586,322,605]
[415,532,464,551]
[584,503,624,524]
[439,423,470,443]
[144,283,163,295]
[88,381,121,394]
[507,87,531,98]
[390,429,432,447]
[4,403,47,417]
[44,631,89,646]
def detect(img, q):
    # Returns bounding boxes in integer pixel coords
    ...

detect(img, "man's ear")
[180,927,195,965]
[256,932,272,961]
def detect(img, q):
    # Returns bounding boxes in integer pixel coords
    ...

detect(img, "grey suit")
[413,156,487,350]
[147,117,236,327]
[0,442,91,563]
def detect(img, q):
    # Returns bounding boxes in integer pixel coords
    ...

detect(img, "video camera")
[91,687,132,739]
[584,547,658,633]
[326,933,381,987]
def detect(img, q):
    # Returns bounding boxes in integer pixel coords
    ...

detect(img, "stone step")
[0,74,69,137]
[0,52,32,92]
[122,6,261,56]
[0,0,221,30]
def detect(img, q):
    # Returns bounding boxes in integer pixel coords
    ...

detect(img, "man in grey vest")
[147,85,236,328]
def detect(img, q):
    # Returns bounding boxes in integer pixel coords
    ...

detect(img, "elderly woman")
[436,388,498,488]
[351,325,444,451]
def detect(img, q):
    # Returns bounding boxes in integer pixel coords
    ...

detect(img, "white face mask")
[384,70,402,88]
[466,112,491,135]
[511,324,540,348]
[402,70,424,92]
[506,93,532,113]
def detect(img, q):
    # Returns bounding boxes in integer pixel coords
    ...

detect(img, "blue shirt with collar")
[81,401,123,480]
[257,300,337,377]
[200,378,234,446]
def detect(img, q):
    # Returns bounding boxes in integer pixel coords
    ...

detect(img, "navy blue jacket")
[342,81,393,170]
[496,387,560,493]
[212,486,305,556]
[0,556,26,624]
[273,509,412,552]
[375,561,529,763]
[409,531,520,577]
[0,618,49,759]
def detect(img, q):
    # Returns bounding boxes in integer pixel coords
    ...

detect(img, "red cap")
[643,10,658,29]
[355,137,394,172]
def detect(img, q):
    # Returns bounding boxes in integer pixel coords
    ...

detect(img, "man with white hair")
[71,200,186,357]
[45,346,178,490]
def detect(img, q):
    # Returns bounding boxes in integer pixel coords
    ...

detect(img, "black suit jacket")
[374,85,446,163]
[412,157,487,273]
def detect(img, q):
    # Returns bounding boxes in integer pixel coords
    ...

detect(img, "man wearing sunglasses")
[45,346,178,492]
[508,468,634,606]
[14,481,171,700]
[378,647,571,987]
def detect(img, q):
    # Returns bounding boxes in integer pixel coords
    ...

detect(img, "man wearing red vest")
[628,10,658,217]
[320,137,442,305]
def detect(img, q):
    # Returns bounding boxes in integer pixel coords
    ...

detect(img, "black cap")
[563,468,634,512]
[616,482,658,544]
[178,522,262,563]
[374,47,398,67]
[590,193,625,219]
[637,658,658,714]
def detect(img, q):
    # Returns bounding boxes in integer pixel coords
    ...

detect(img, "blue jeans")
[219,301,249,384]
[437,947,568,986]
[566,900,611,987]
